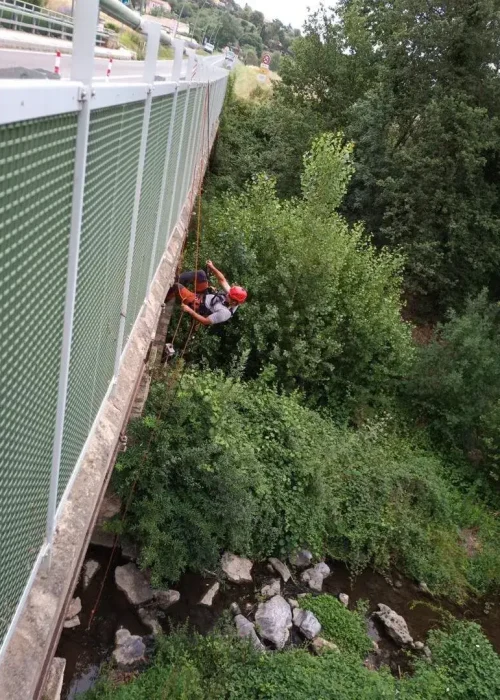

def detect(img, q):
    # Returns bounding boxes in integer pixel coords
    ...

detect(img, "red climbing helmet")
[228,286,248,304]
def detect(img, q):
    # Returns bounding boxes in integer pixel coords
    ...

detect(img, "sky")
[240,1,323,30]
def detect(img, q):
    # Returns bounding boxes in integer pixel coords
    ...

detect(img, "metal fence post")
[45,0,99,557]
[147,86,179,288]
[166,84,191,243]
[172,38,184,82]
[114,21,161,375]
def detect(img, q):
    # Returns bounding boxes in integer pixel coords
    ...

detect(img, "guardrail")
[0,0,228,659]
[0,0,110,46]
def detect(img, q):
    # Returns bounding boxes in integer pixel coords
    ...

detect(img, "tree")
[242,46,259,66]
[269,51,281,73]
[196,133,413,417]
[404,291,500,483]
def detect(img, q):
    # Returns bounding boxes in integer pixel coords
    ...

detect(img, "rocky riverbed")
[57,544,500,698]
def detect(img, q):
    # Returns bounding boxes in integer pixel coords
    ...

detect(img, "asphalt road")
[0,48,225,80]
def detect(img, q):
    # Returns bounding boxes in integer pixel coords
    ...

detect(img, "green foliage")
[197,133,413,418]
[269,51,281,73]
[85,621,500,700]
[113,370,500,598]
[299,594,372,658]
[242,46,259,66]
[404,292,500,482]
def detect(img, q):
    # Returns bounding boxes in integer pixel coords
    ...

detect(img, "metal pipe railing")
[99,0,199,49]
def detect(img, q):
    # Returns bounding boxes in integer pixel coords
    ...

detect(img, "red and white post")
[106,57,113,80]
[54,50,61,76]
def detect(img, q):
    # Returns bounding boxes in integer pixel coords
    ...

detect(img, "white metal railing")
[0,0,110,46]
[0,0,228,660]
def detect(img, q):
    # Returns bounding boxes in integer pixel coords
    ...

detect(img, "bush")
[299,595,372,658]
[191,133,414,420]
[113,370,500,598]
[270,51,281,73]
[404,291,500,483]
[84,621,500,699]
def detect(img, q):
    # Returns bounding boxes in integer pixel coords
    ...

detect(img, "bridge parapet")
[0,1,227,693]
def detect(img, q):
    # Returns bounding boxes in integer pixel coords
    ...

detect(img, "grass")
[233,64,280,100]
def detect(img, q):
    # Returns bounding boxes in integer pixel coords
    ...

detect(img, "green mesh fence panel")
[160,89,186,251]
[124,94,174,344]
[171,89,195,232]
[0,113,77,645]
[59,101,145,502]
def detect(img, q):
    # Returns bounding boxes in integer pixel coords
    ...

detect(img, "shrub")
[299,594,372,658]
[269,51,281,73]
[113,370,500,598]
[404,291,500,483]
[84,621,500,700]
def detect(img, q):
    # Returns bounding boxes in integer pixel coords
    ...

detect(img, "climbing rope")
[87,81,212,630]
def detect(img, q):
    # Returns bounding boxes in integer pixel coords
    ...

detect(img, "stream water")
[57,545,500,698]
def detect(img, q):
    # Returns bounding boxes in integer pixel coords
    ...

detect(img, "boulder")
[154,589,180,609]
[261,579,281,598]
[301,563,331,592]
[113,628,146,668]
[255,596,292,649]
[221,553,253,584]
[413,641,424,651]
[287,598,299,609]
[311,637,339,655]
[138,608,162,636]
[83,560,100,590]
[289,550,313,568]
[63,615,80,629]
[268,558,291,583]
[338,593,349,608]
[234,615,266,652]
[65,597,82,620]
[199,582,220,606]
[293,608,321,640]
[374,604,413,646]
[115,563,154,606]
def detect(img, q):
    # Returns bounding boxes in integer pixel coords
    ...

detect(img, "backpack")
[197,290,237,319]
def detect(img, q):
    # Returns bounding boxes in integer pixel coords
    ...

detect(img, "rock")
[113,628,146,668]
[261,579,281,598]
[364,657,377,671]
[288,598,299,609]
[266,564,275,574]
[413,641,424,651]
[121,539,140,561]
[290,550,313,568]
[83,560,100,590]
[234,615,266,652]
[374,604,414,646]
[255,596,292,649]
[221,552,253,584]
[115,563,154,606]
[297,593,309,598]
[311,637,339,655]
[338,593,349,607]
[230,602,242,616]
[115,628,131,646]
[301,563,331,592]
[293,608,321,640]
[394,578,403,589]
[199,582,220,606]
[372,640,380,653]
[423,645,432,660]
[154,589,180,609]
[268,558,291,583]
[138,608,162,636]
[63,615,80,629]
[65,597,82,620]
[418,581,431,595]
